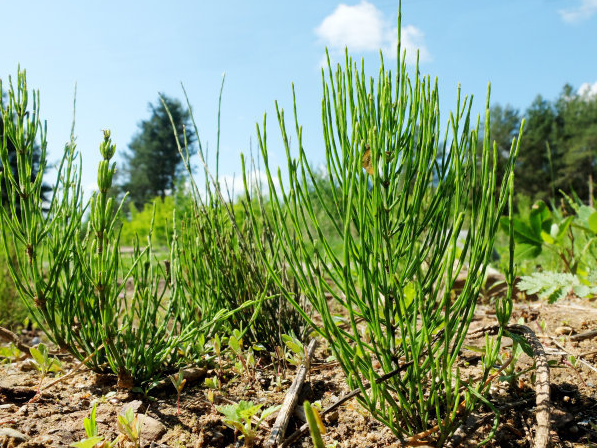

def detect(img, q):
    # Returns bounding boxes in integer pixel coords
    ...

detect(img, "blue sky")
[1,0,596,197]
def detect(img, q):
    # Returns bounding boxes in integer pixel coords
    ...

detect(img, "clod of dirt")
[555,326,574,335]
[0,428,29,445]
[139,415,166,444]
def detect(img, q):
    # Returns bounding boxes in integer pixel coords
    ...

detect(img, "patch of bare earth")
[2,297,597,447]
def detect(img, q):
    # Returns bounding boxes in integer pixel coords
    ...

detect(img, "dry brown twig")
[40,343,105,393]
[266,339,317,448]
[280,359,415,448]
[507,324,550,448]
[0,325,69,359]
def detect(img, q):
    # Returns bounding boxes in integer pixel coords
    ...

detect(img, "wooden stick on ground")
[0,326,37,355]
[0,326,70,359]
[280,360,414,448]
[507,324,550,448]
[265,339,317,448]
[570,328,597,341]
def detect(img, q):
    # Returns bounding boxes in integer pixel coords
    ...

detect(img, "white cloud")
[315,1,430,65]
[578,81,597,97]
[558,0,597,23]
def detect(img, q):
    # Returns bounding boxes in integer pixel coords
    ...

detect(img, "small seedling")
[70,403,117,448]
[169,368,187,416]
[204,375,220,410]
[29,343,62,402]
[216,400,280,447]
[282,334,305,367]
[228,330,259,383]
[0,343,22,363]
[304,400,326,448]
[117,407,143,448]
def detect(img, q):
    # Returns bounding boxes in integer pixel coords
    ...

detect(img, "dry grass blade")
[40,343,104,392]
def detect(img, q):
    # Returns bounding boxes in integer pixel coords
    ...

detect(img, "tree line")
[490,84,597,204]
[3,83,596,216]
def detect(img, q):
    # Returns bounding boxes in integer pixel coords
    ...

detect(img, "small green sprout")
[204,375,220,408]
[204,375,220,391]
[169,368,187,416]
[304,400,326,448]
[0,343,22,363]
[70,403,117,448]
[216,400,280,447]
[29,343,62,402]
[228,330,259,383]
[282,334,305,366]
[117,408,143,448]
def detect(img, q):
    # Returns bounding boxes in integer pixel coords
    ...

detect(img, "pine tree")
[122,95,195,209]
[553,84,597,202]
[515,95,556,202]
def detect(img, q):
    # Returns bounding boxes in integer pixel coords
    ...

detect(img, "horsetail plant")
[0,69,223,386]
[244,26,523,447]
[161,83,308,350]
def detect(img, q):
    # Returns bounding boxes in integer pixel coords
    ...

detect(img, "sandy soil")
[2,297,597,447]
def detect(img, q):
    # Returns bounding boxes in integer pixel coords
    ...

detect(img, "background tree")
[514,95,557,202]
[121,95,195,209]
[552,84,597,202]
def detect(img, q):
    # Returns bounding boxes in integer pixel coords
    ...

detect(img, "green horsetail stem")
[243,15,523,446]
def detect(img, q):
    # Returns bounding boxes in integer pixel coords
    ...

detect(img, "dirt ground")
[2,296,597,447]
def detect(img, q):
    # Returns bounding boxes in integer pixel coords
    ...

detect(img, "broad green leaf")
[259,404,282,423]
[511,218,542,245]
[29,346,46,368]
[70,436,104,448]
[540,230,554,244]
[283,337,303,356]
[228,336,241,353]
[577,205,596,225]
[555,216,573,241]
[215,404,240,422]
[514,242,541,260]
[589,211,597,234]
[237,401,262,422]
[573,284,591,298]
[529,200,550,237]
[506,332,533,357]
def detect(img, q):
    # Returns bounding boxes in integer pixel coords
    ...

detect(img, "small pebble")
[30,336,41,345]
[19,359,37,372]
[0,428,29,443]
[555,326,574,335]
[325,410,339,424]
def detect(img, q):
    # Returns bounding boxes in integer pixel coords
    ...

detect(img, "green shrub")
[247,40,522,444]
[120,196,176,248]
[0,70,234,386]
[161,83,308,350]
